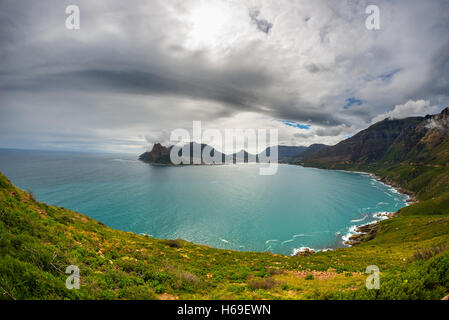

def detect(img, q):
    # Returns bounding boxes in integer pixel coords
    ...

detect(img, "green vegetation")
[289,108,449,300]
[0,170,448,300]
[3,110,448,300]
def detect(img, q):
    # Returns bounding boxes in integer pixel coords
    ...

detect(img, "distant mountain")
[303,117,424,166]
[139,142,226,165]
[140,143,307,164]
[297,144,328,158]
[258,145,307,161]
[302,107,449,199]
[231,150,258,163]
[284,144,328,163]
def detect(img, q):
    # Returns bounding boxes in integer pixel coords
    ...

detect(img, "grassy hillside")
[1,172,448,300]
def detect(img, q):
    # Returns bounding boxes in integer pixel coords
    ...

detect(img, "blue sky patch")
[344,97,364,110]
[379,68,401,81]
[363,68,402,83]
[279,120,311,130]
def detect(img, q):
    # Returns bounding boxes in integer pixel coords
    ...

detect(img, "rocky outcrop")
[293,248,316,257]
[139,143,172,165]
[345,223,379,246]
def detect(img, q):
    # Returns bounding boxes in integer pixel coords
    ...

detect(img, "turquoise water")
[0,149,408,255]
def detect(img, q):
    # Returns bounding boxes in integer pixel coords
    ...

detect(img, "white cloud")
[372,100,442,123]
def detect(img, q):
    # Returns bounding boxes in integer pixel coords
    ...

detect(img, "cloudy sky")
[1,0,448,154]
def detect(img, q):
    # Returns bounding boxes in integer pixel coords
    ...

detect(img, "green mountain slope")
[302,107,449,200]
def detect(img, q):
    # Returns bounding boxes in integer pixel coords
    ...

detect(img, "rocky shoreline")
[369,173,418,204]
[342,173,415,247]
[344,219,389,246]
[291,170,415,252]
[344,211,400,246]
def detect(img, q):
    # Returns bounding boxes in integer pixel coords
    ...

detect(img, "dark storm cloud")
[315,126,348,137]
[1,0,449,152]
[420,43,449,97]
[1,69,260,111]
[273,106,347,127]
[304,63,332,74]
[1,65,344,126]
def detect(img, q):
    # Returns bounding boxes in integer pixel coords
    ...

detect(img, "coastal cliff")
[300,107,449,200]
[138,143,172,164]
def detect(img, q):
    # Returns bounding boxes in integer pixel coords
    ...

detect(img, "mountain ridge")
[300,107,449,200]
[139,144,319,165]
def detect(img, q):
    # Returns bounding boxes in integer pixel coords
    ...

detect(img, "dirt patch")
[158,293,176,300]
[290,270,338,281]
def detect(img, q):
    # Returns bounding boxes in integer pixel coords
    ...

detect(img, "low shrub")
[248,278,276,290]
[412,244,449,262]
[164,239,183,248]
[305,274,314,280]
